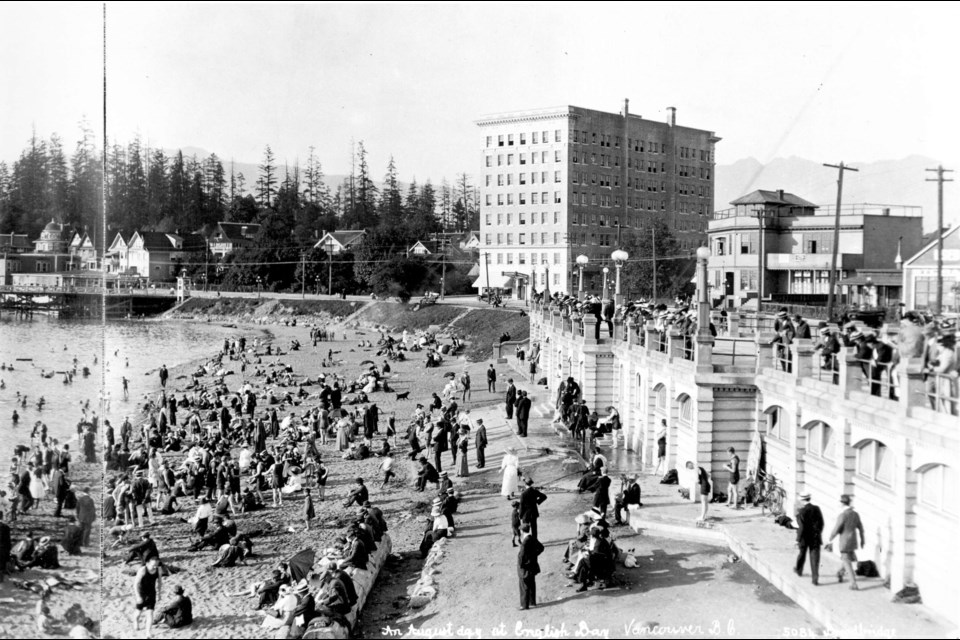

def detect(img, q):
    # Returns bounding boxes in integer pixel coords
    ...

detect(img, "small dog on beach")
[395,391,410,400]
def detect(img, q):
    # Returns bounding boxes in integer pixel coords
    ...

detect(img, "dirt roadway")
[357,405,823,640]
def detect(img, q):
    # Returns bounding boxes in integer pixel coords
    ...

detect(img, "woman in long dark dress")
[455,430,469,477]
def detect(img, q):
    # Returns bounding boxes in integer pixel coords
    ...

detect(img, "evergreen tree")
[257,145,277,208]
[379,155,404,229]
[125,137,148,230]
[146,149,169,227]
[47,134,71,225]
[167,150,188,229]
[620,218,691,301]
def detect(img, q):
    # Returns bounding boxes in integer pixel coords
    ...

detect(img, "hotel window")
[496,233,503,244]
[541,171,548,183]
[919,465,959,515]
[530,173,537,184]
[531,193,539,205]
[554,211,559,223]
[573,151,579,163]
[553,252,559,264]
[519,193,527,205]
[530,234,536,245]
[542,130,548,142]
[496,213,503,225]
[531,153,536,165]
[507,213,512,224]
[507,174,513,186]
[520,133,526,145]
[486,136,492,148]
[485,194,492,206]
[553,273,559,285]
[542,212,548,224]
[498,135,504,147]
[856,440,892,486]
[541,151,548,163]
[592,132,597,144]
[507,253,514,265]
[508,134,514,146]
[519,212,526,224]
[519,173,527,185]
[507,194,514,205]
[543,233,549,244]
[497,194,504,206]
[485,214,492,225]
[520,154,526,165]
[506,233,513,246]
[497,174,504,186]
[484,234,492,245]
[497,155,503,166]
[555,129,561,142]
[519,233,526,245]
[553,232,559,244]
[497,253,503,264]
[532,131,539,144]
[554,170,561,183]
[485,156,492,167]
[519,253,526,264]
[805,421,835,461]
[507,154,514,166]
[485,175,491,187]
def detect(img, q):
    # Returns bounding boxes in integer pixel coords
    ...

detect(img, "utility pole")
[440,252,446,301]
[926,165,953,315]
[651,227,657,302]
[301,252,306,299]
[327,246,333,297]
[484,252,491,301]
[824,162,859,320]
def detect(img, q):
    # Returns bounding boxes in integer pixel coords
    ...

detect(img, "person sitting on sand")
[60,515,84,555]
[342,477,368,508]
[125,532,159,564]
[212,536,247,568]
[154,585,192,629]
[28,536,59,569]
[240,487,264,513]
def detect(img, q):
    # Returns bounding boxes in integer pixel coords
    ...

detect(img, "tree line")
[0,125,481,245]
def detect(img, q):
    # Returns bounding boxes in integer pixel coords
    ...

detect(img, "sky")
[2,2,959,189]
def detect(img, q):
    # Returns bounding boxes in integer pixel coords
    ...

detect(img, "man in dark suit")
[505,380,517,420]
[517,523,544,610]
[593,470,612,518]
[416,457,439,492]
[828,494,865,590]
[433,425,448,474]
[474,419,488,468]
[614,475,641,526]
[487,365,497,393]
[794,492,824,585]
[0,511,11,583]
[866,334,895,399]
[516,391,531,437]
[519,477,547,540]
[49,466,70,518]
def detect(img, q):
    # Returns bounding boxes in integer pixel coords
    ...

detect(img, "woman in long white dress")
[500,447,520,499]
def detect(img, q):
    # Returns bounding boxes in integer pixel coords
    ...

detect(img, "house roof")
[214,222,261,242]
[316,230,366,249]
[904,224,960,268]
[136,232,179,251]
[0,233,32,251]
[730,189,817,208]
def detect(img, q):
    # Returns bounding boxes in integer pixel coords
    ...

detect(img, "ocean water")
[0,315,267,465]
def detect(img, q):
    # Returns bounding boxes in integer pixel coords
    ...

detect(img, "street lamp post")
[601,267,610,301]
[576,254,589,301]
[696,246,711,338]
[543,260,551,299]
[256,276,262,300]
[530,264,537,304]
[315,276,321,296]
[611,249,629,305]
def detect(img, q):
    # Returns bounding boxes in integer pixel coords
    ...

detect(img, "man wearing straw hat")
[519,477,547,540]
[794,492,824,585]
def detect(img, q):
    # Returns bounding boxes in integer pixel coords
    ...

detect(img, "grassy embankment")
[173,298,530,361]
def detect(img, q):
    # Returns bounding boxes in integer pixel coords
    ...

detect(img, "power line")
[926,165,953,315]
[823,161,858,320]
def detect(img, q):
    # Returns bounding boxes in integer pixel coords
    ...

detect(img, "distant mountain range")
[173,148,954,232]
[715,155,954,232]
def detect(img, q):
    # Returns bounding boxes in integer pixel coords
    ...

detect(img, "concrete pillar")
[888,438,913,596]
[668,329,685,359]
[582,315,598,345]
[644,323,659,353]
[728,311,740,336]
[793,338,815,379]
[695,335,714,373]
[755,332,776,371]
[839,346,864,396]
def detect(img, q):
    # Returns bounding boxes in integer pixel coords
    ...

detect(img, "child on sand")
[511,501,522,547]
[303,488,315,531]
[379,455,395,490]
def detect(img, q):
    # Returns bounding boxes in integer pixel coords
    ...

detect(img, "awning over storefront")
[838,274,902,287]
[472,272,514,290]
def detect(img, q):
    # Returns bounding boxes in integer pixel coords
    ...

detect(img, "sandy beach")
[0,457,101,639]
[99,312,510,638]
